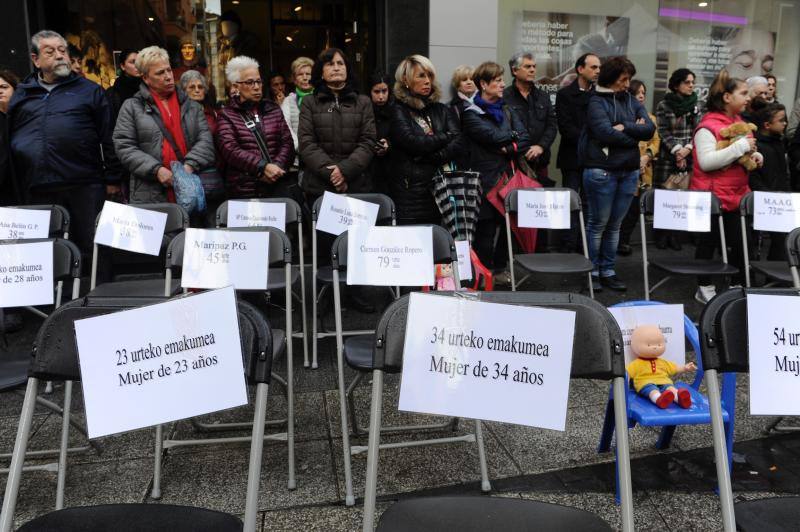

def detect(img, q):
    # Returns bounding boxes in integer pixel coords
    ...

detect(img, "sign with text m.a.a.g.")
[753,191,800,233]
[0,207,51,240]
[398,293,576,430]
[315,191,380,236]
[747,294,800,416]
[93,201,168,255]
[653,190,711,232]
[74,286,247,439]
[0,240,54,307]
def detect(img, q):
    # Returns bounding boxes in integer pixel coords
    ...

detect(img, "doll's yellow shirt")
[627,358,677,392]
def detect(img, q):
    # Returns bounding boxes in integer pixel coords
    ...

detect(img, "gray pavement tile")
[261,502,391,532]
[153,439,339,514]
[647,490,724,531]
[5,457,153,530]
[516,490,666,531]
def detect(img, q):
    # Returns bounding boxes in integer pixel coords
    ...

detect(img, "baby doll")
[626,324,697,409]
[434,263,456,291]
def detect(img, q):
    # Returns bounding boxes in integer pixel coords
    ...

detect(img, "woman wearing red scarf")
[113,46,215,205]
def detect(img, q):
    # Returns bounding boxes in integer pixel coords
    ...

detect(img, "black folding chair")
[216,198,309,366]
[504,187,594,297]
[363,291,634,532]
[0,294,274,532]
[1,238,88,509]
[640,189,738,299]
[738,192,793,287]
[330,225,461,506]
[89,203,189,297]
[310,193,395,369]
[699,287,800,531]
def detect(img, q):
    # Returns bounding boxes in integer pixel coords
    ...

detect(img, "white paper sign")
[315,191,379,236]
[746,293,800,416]
[455,240,473,281]
[0,241,54,307]
[346,226,434,286]
[94,201,168,256]
[75,286,247,438]
[653,190,711,232]
[398,293,576,430]
[0,207,51,240]
[609,305,685,366]
[181,229,269,290]
[227,201,287,232]
[517,190,571,229]
[753,192,800,233]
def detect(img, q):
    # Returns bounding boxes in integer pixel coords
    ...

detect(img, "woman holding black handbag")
[217,56,295,200]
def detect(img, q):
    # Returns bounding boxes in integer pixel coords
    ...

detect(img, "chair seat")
[0,351,29,392]
[267,266,301,291]
[376,496,610,532]
[649,257,738,276]
[343,334,375,372]
[18,503,242,532]
[734,496,800,531]
[750,260,793,283]
[88,279,181,297]
[627,382,730,426]
[515,252,593,274]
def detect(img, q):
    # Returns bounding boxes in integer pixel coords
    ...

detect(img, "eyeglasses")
[237,79,263,87]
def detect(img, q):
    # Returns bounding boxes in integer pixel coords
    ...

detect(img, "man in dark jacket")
[503,52,557,185]
[555,53,600,251]
[9,30,120,261]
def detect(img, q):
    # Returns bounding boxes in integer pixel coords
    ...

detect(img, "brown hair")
[472,61,504,93]
[597,56,636,88]
[706,69,746,113]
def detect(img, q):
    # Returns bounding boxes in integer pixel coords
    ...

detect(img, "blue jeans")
[582,168,639,277]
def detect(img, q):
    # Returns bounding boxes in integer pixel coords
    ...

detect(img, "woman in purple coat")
[217,56,295,199]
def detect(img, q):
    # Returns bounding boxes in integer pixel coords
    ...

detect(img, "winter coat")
[461,100,531,190]
[555,79,593,170]
[0,112,20,206]
[298,83,376,196]
[281,91,301,151]
[638,113,661,188]
[790,127,800,191]
[654,96,700,184]
[113,85,215,203]
[106,74,142,122]
[749,132,790,192]
[8,72,121,192]
[582,86,656,171]
[690,111,752,212]
[503,83,557,164]
[387,85,463,224]
[216,97,294,199]
[369,100,394,194]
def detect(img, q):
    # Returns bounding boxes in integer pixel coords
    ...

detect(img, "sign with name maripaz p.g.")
[346,226,434,286]
[94,201,168,255]
[517,190,571,229]
[74,286,248,438]
[653,190,711,232]
[747,293,800,416]
[0,207,51,240]
[226,200,287,232]
[181,229,269,290]
[753,191,800,233]
[398,293,576,430]
[315,191,379,236]
[608,304,685,366]
[0,240,54,307]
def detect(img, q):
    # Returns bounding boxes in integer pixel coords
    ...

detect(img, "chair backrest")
[739,192,755,218]
[311,193,396,225]
[372,291,624,377]
[504,187,582,214]
[166,226,292,270]
[786,227,800,268]
[28,295,273,384]
[215,198,303,227]
[7,204,70,237]
[640,188,723,217]
[330,224,457,270]
[1,238,82,282]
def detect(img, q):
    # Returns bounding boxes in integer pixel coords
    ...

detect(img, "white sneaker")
[695,285,717,305]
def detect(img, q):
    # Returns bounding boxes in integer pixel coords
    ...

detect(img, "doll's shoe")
[677,388,692,409]
[656,390,674,409]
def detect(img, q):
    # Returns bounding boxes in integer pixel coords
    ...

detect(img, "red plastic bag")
[486,158,541,253]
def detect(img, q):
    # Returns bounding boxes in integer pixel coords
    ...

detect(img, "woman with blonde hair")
[388,54,463,225]
[449,64,476,119]
[281,56,314,151]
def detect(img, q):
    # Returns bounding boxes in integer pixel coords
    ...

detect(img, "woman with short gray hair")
[113,46,215,204]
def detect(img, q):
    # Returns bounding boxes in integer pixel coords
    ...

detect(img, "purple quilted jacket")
[217,97,295,198]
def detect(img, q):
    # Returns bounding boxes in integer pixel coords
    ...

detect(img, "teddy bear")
[626,324,697,409]
[716,122,758,171]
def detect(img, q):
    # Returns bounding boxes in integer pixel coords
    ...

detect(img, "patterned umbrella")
[431,169,482,243]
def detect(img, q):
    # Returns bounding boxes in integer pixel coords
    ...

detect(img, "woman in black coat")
[388,55,463,225]
[368,71,393,194]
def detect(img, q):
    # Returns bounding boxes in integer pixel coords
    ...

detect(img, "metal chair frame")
[738,192,793,288]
